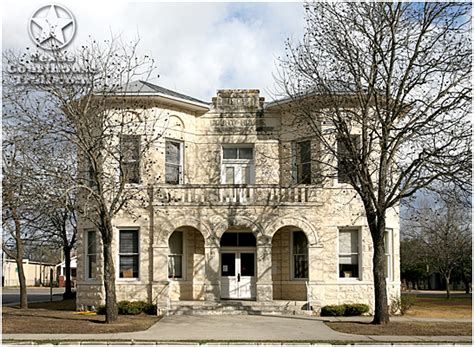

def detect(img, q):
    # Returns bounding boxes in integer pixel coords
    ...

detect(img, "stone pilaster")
[204,245,221,301]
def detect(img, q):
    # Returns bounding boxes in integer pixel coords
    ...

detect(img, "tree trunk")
[16,257,28,309]
[445,275,451,299]
[372,234,389,324]
[63,246,74,299]
[101,216,118,323]
[14,213,28,309]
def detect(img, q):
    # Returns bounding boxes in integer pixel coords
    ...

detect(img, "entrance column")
[152,245,170,313]
[256,236,273,301]
[204,244,221,301]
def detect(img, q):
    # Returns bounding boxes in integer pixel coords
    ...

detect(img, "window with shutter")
[119,230,139,278]
[337,135,360,184]
[338,229,359,278]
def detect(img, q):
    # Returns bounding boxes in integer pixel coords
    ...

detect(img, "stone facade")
[76,86,400,314]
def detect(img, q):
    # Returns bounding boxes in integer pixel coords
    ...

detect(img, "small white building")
[56,256,77,288]
[2,258,56,287]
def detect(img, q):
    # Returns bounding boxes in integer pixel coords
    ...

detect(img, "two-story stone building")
[76,81,400,315]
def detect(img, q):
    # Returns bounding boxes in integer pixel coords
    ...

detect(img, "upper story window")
[337,135,360,184]
[292,141,312,184]
[165,140,184,184]
[338,228,360,279]
[221,146,254,184]
[120,135,140,184]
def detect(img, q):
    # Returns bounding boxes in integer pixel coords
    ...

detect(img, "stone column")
[204,245,221,301]
[152,245,170,312]
[256,237,273,301]
[308,245,324,309]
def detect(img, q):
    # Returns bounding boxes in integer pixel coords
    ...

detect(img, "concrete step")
[167,300,313,316]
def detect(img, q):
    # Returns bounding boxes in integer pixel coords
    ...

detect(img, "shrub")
[95,301,157,315]
[390,294,416,315]
[321,303,369,316]
[343,303,369,316]
[321,304,346,316]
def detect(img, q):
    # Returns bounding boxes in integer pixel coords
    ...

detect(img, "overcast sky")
[2,0,305,101]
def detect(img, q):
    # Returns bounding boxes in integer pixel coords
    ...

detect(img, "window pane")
[88,255,96,278]
[119,230,138,254]
[299,141,311,163]
[242,167,250,184]
[220,232,238,247]
[300,163,311,184]
[168,255,182,278]
[294,254,308,278]
[339,230,358,254]
[221,253,236,276]
[223,148,238,159]
[165,165,180,184]
[87,231,96,254]
[120,255,139,278]
[225,167,235,184]
[239,148,253,159]
[123,162,140,184]
[339,256,359,278]
[169,231,183,254]
[293,231,308,254]
[165,141,181,164]
[121,135,140,161]
[240,253,255,276]
[238,233,256,247]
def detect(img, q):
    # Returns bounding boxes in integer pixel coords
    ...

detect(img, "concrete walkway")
[2,314,472,345]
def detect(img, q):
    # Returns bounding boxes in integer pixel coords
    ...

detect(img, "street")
[2,287,65,305]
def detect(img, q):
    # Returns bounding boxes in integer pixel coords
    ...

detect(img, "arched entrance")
[168,226,205,300]
[219,229,257,300]
[272,226,309,300]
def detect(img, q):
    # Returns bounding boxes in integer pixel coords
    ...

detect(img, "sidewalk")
[3,314,472,345]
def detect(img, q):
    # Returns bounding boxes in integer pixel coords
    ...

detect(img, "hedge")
[320,303,369,316]
[96,301,157,315]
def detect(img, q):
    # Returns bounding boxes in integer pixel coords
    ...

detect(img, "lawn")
[2,299,161,334]
[326,321,472,336]
[326,292,472,337]
[404,294,472,318]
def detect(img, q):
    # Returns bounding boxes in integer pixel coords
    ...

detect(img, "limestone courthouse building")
[76,81,400,315]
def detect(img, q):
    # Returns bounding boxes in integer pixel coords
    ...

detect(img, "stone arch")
[213,215,265,246]
[154,215,211,246]
[168,115,185,129]
[266,216,319,246]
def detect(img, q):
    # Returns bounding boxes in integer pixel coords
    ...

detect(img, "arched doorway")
[219,229,257,300]
[168,226,205,300]
[272,226,309,300]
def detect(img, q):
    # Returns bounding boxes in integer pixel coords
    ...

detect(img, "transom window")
[168,231,184,279]
[338,229,359,279]
[119,230,139,279]
[220,232,256,247]
[292,231,309,279]
[223,147,253,160]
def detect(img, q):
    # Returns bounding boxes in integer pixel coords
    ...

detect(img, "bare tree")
[3,36,163,323]
[277,2,471,323]
[405,189,471,298]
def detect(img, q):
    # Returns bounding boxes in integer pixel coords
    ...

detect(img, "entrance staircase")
[166,300,313,316]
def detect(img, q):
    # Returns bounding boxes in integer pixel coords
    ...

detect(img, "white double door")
[220,250,256,299]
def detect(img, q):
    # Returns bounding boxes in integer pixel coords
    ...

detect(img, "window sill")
[338,277,361,282]
[117,278,141,283]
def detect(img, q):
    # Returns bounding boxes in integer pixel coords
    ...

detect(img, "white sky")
[1,0,305,101]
